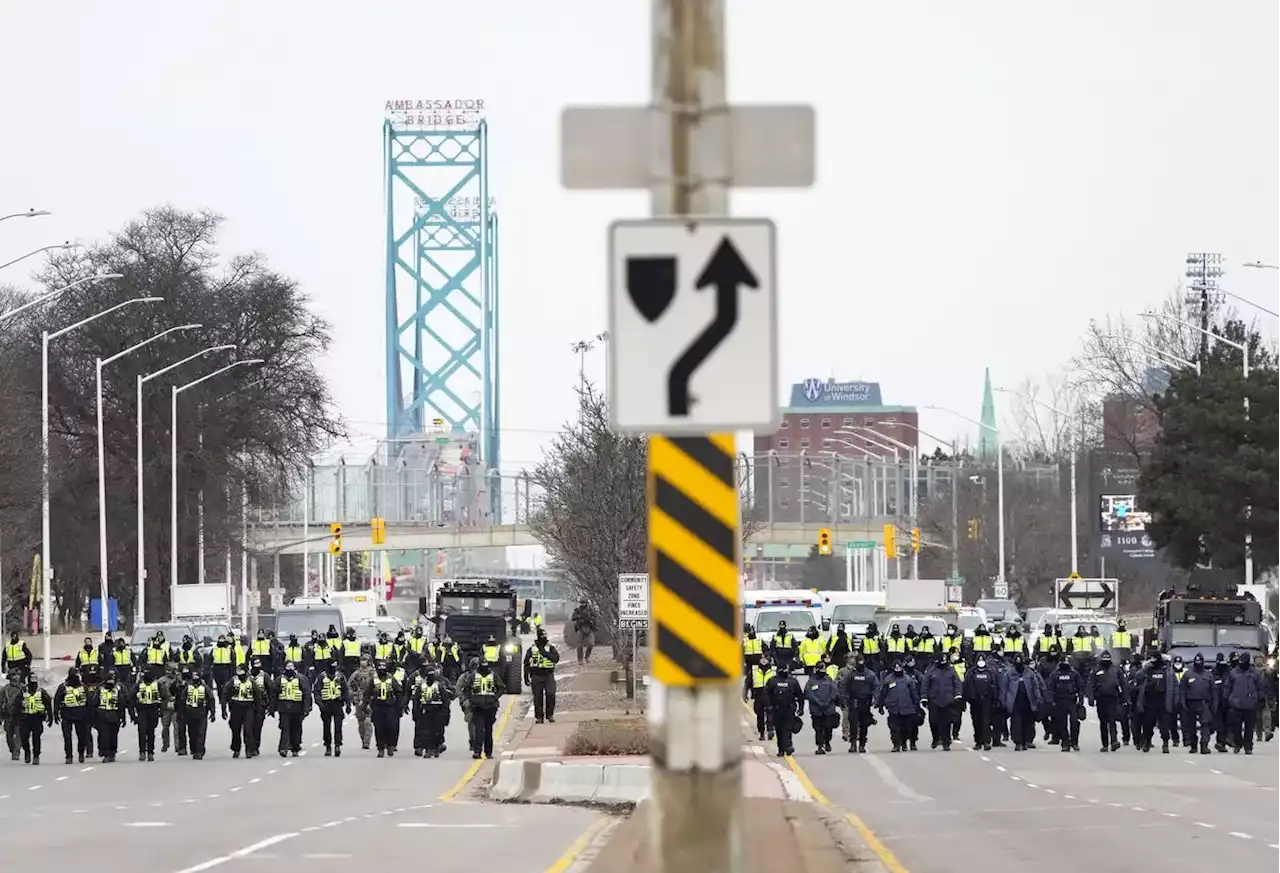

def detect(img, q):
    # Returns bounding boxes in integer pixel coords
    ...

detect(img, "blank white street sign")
[618,573,650,631]
[608,218,778,434]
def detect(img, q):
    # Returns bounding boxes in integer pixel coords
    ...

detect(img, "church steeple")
[978,368,997,462]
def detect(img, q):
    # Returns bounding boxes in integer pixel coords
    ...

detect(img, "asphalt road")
[2,700,599,872]
[787,717,1279,873]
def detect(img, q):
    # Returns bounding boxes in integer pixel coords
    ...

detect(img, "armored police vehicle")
[434,578,523,693]
[1146,570,1268,664]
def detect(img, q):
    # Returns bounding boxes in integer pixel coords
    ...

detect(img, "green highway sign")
[846,540,876,550]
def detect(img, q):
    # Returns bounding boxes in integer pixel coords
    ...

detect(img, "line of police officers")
[3,624,562,765]
[743,619,1277,758]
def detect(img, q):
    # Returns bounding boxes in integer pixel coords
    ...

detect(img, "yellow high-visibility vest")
[22,692,45,715]
[136,682,160,705]
[278,678,303,702]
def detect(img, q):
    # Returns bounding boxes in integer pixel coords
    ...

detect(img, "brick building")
[750,379,918,524]
[753,378,919,457]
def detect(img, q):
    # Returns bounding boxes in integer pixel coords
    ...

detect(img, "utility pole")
[561,2,814,870]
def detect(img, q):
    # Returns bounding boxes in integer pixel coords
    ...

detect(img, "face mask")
[67,675,81,686]
[976,659,986,668]
[478,665,491,675]
[251,666,261,675]
[1059,662,1071,671]
[325,664,337,675]
[424,672,437,683]
[84,644,92,651]
[27,682,37,692]
[284,668,296,677]
[236,673,248,681]
[105,680,115,688]
[892,666,904,675]
[1015,662,1026,673]
[376,670,387,679]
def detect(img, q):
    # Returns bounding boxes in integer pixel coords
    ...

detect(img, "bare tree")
[918,460,1071,607]
[530,382,648,656]
[1000,369,1102,463]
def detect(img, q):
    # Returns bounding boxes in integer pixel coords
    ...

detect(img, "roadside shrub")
[563,717,650,756]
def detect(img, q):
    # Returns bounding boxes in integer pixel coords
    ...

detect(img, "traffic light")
[966,518,980,540]
[329,522,342,556]
[911,527,921,554]
[817,527,832,556]
[371,517,386,546]
[884,523,898,558]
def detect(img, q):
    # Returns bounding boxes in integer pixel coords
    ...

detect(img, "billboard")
[1092,454,1156,560]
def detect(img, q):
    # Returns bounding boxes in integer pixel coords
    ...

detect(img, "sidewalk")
[581,799,888,873]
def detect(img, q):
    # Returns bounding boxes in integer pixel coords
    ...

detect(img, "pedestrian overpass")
[244,452,950,555]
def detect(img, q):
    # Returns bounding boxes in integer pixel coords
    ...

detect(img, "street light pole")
[847,426,919,579]
[0,209,51,224]
[926,406,1004,584]
[0,242,77,273]
[0,273,124,327]
[37,288,149,667]
[171,359,264,618]
[135,344,235,623]
[97,324,202,639]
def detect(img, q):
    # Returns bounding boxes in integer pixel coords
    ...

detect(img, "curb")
[489,758,650,809]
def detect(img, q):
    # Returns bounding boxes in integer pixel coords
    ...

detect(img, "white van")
[818,591,886,638]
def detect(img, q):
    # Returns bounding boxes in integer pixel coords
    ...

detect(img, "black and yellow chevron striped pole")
[648,432,742,873]
[649,434,740,685]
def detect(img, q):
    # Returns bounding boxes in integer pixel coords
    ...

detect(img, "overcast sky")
[1,1,1276,473]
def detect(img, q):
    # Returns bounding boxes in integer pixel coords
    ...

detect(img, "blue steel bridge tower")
[383,117,500,480]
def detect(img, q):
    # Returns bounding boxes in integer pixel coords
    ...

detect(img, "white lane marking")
[1210,769,1224,775]
[1107,802,1123,808]
[1162,812,1179,818]
[995,765,1007,772]
[282,762,292,767]
[1088,799,1099,804]
[126,822,172,828]
[861,754,933,802]
[1064,795,1076,800]
[1195,822,1215,829]
[310,742,321,747]
[73,809,87,814]
[979,755,990,761]
[1131,806,1144,812]
[0,794,9,800]
[1009,776,1022,782]
[267,769,278,775]
[320,820,343,828]
[170,832,298,873]
[229,787,242,793]
[1025,783,1039,789]
[396,823,505,828]
[56,776,69,782]
[248,778,260,784]
[207,794,220,799]
[151,802,164,807]
[298,750,308,756]
[28,785,41,792]
[1229,832,1253,840]
[80,766,95,772]
[300,826,319,833]
[1043,789,1056,795]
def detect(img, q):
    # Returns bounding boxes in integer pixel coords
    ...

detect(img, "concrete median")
[489,758,651,808]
